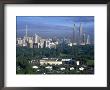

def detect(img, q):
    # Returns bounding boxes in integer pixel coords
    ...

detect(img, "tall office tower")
[82,33,86,45]
[79,23,83,44]
[73,24,77,45]
[40,39,45,48]
[22,38,27,46]
[35,34,40,43]
[28,37,33,43]
[86,35,90,44]
[24,24,28,42]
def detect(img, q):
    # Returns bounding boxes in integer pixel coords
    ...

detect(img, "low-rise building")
[40,60,62,65]
[79,67,84,71]
[70,67,74,70]
[32,66,38,69]
[62,59,72,61]
[60,67,65,70]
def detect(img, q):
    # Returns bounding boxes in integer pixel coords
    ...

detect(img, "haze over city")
[16,16,94,42]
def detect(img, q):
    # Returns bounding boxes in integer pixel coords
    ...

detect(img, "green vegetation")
[86,60,94,66]
[16,44,94,74]
[16,44,94,59]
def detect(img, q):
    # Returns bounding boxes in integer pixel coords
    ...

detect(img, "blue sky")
[17,16,94,28]
[16,16,94,39]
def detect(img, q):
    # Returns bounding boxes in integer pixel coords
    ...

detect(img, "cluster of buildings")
[16,24,92,49]
[31,58,85,72]
[30,58,82,67]
[71,23,91,45]
[39,58,80,65]
[16,25,59,49]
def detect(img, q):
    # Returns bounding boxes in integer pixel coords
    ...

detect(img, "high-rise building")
[50,42,56,48]
[28,37,33,48]
[45,40,50,48]
[40,39,45,48]
[22,38,27,46]
[86,35,90,44]
[35,34,40,43]
[17,38,23,46]
[73,24,77,45]
[24,24,29,42]
[79,23,83,44]
[28,37,33,44]
[82,33,86,45]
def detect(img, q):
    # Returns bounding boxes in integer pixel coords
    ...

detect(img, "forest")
[16,44,94,74]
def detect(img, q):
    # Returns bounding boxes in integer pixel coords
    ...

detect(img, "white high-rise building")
[50,42,56,48]
[24,24,29,42]
[38,43,41,48]
[40,39,45,48]
[17,38,23,46]
[28,37,33,44]
[35,34,40,43]
[22,38,27,46]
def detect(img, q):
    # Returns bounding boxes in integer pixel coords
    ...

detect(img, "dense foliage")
[16,44,94,74]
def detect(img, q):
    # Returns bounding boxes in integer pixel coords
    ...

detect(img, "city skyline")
[17,22,92,49]
[16,16,94,74]
[16,16,94,43]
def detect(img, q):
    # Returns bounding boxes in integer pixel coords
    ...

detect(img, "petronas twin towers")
[73,23,90,45]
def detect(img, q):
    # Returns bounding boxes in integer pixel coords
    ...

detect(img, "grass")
[86,60,94,65]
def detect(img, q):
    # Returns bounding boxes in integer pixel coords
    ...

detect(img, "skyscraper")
[24,24,28,42]
[79,23,83,44]
[35,34,40,43]
[82,33,86,45]
[73,24,77,45]
[86,35,90,44]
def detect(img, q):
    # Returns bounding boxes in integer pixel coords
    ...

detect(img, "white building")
[50,42,56,48]
[70,67,74,70]
[22,38,27,46]
[32,66,38,69]
[46,40,50,48]
[40,39,45,48]
[35,34,40,43]
[62,59,71,61]
[54,41,59,45]
[68,43,72,46]
[76,61,80,65]
[17,38,23,46]
[40,60,62,65]
[28,37,33,43]
[79,67,84,71]
[60,67,65,70]
[73,43,77,45]
[86,35,90,44]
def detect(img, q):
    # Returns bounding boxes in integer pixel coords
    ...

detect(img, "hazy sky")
[16,16,94,39]
[17,16,94,27]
